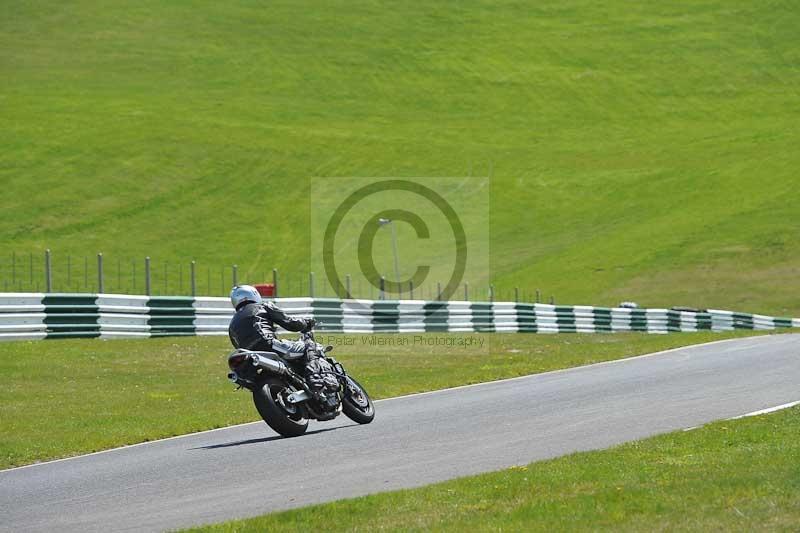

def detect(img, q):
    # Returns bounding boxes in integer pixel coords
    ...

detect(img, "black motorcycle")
[226,329,375,437]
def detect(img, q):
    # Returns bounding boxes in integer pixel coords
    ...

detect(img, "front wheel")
[252,377,309,437]
[342,376,375,424]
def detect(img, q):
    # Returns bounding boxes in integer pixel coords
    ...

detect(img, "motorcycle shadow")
[192,424,358,450]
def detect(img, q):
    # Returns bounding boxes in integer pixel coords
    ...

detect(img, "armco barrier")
[1,293,798,341]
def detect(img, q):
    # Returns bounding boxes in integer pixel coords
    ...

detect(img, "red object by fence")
[254,283,275,297]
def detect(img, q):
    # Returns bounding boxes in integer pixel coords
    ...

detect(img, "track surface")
[2,334,799,532]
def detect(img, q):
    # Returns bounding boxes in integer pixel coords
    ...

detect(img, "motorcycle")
[226,328,375,437]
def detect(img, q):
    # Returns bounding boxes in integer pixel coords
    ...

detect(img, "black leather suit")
[228,301,312,353]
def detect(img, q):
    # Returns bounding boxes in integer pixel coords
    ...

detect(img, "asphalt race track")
[2,334,799,532]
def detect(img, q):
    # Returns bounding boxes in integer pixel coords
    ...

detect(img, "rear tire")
[342,377,375,424]
[252,377,309,437]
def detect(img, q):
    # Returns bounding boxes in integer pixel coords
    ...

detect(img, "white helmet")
[230,285,262,309]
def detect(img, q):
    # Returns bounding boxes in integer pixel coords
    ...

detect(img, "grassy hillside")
[1,1,798,313]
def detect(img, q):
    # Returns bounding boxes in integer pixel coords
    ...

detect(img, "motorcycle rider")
[228,285,316,360]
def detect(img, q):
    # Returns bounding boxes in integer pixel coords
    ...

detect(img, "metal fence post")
[379,276,386,300]
[309,272,315,297]
[464,282,469,301]
[536,289,541,304]
[409,280,414,300]
[437,282,442,301]
[232,264,238,287]
[145,257,151,296]
[550,295,555,305]
[273,268,278,297]
[191,261,197,296]
[489,284,494,302]
[97,253,104,293]
[45,249,52,292]
[345,274,351,298]
[514,287,519,303]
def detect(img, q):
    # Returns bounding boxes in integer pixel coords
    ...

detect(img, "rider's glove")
[302,318,316,332]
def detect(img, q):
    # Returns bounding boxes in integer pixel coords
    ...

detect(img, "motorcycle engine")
[305,357,341,411]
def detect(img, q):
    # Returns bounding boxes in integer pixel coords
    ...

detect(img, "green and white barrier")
[1,293,798,341]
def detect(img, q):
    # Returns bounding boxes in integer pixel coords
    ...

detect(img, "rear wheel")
[252,377,309,437]
[342,376,375,424]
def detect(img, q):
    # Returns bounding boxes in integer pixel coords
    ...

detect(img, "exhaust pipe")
[251,353,289,376]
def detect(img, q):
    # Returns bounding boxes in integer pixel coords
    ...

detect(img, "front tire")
[252,377,309,437]
[342,377,375,424]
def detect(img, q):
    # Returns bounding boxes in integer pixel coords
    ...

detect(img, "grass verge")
[0,330,768,469]
[186,405,800,532]
[2,1,800,315]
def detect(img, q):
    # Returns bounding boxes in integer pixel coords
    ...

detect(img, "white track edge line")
[728,400,800,420]
[0,421,264,474]
[684,399,800,431]
[1,333,789,474]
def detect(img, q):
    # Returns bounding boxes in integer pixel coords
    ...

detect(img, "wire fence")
[0,250,554,303]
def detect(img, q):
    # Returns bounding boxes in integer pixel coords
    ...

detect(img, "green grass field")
[187,405,800,532]
[0,331,766,469]
[2,1,799,314]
